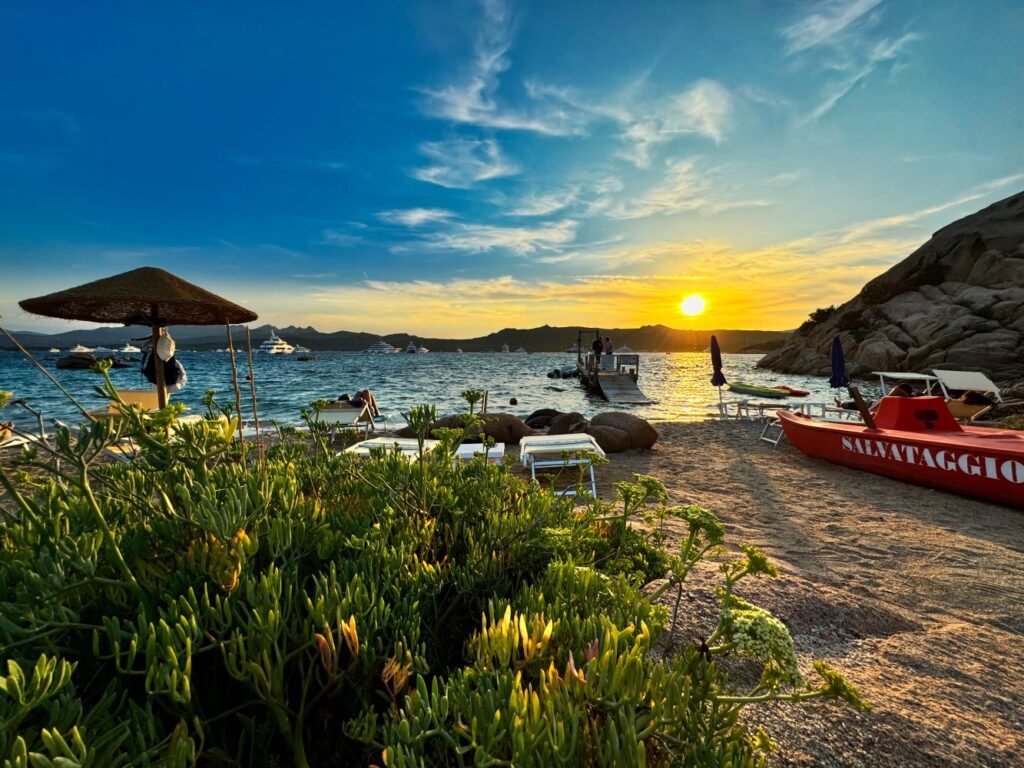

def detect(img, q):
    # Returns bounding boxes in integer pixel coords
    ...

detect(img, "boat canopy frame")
[872,370,1003,403]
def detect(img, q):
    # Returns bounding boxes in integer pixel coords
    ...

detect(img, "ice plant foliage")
[0,371,867,766]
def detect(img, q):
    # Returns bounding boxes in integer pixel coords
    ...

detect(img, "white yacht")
[565,343,583,354]
[293,344,311,353]
[48,347,60,353]
[514,346,528,354]
[365,339,398,354]
[615,345,633,354]
[455,348,464,354]
[259,331,294,354]
[405,341,429,354]
[500,343,510,353]
[69,343,93,354]
[119,343,142,354]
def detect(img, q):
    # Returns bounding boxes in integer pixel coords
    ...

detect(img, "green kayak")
[728,382,789,399]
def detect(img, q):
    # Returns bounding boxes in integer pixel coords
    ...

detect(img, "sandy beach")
[554,420,1024,767]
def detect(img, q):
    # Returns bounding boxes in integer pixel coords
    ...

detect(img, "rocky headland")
[759,191,1024,386]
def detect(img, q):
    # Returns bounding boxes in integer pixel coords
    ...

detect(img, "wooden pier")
[594,371,654,404]
[575,346,655,404]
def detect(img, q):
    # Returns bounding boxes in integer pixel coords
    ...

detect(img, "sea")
[0,349,877,431]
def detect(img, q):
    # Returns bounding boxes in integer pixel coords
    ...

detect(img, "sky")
[1,0,1022,336]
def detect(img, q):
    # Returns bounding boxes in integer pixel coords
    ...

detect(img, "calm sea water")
[0,350,876,431]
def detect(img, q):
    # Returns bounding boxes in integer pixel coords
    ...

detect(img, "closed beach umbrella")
[829,335,850,389]
[710,335,727,387]
[709,335,727,417]
[20,266,257,408]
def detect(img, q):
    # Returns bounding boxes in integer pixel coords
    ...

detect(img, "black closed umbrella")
[829,336,850,390]
[710,335,727,416]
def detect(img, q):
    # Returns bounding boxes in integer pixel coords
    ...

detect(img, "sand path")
[584,421,1024,767]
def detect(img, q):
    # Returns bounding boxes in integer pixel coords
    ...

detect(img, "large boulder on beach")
[548,411,588,435]
[590,412,658,450]
[524,408,560,429]
[396,413,534,443]
[586,424,631,453]
[758,191,1024,384]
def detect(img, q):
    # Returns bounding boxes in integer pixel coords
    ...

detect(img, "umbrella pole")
[718,386,725,419]
[225,325,244,444]
[244,327,262,462]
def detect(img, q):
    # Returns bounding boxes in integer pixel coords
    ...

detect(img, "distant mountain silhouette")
[3,323,788,354]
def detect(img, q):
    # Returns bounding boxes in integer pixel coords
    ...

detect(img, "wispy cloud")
[423,218,578,255]
[839,173,1024,242]
[321,229,363,247]
[411,138,518,188]
[782,0,883,54]
[419,0,586,136]
[231,155,347,172]
[806,33,918,122]
[505,187,580,216]
[378,208,455,226]
[610,159,769,219]
[782,1,919,123]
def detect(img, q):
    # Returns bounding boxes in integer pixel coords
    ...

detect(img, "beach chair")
[316,403,376,442]
[454,442,506,465]
[344,437,438,460]
[102,414,221,463]
[519,433,606,497]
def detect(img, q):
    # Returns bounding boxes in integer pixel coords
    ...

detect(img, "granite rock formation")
[758,192,1024,384]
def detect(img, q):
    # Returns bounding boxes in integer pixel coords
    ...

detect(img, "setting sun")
[680,294,706,317]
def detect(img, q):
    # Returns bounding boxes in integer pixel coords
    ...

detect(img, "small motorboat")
[728,382,789,399]
[778,396,1024,509]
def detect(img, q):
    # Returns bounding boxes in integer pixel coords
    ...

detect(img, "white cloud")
[423,219,578,255]
[610,159,769,220]
[839,173,1024,242]
[506,187,580,216]
[321,230,362,247]
[411,138,518,188]
[781,1,919,123]
[419,0,587,136]
[782,0,883,54]
[378,208,455,227]
[613,79,734,168]
[806,33,919,122]
[763,170,805,186]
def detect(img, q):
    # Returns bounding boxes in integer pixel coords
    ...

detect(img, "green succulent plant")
[0,386,868,767]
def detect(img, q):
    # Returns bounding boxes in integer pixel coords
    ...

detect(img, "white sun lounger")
[316,403,376,440]
[454,442,506,464]
[344,437,439,460]
[519,433,606,497]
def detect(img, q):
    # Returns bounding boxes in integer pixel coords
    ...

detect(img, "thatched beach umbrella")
[20,266,257,409]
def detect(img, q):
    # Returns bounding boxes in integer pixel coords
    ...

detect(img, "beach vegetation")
[0,371,867,767]
[799,305,837,331]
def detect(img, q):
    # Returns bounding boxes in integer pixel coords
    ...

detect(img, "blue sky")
[2,0,1022,335]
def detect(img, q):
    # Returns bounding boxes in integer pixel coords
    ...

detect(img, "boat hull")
[778,410,1024,509]
[729,383,788,399]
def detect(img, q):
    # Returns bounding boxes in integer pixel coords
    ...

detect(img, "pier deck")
[595,371,654,404]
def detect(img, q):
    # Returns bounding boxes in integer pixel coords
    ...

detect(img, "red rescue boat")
[778,396,1024,509]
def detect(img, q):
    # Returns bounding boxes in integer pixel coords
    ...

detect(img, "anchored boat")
[778,395,1024,509]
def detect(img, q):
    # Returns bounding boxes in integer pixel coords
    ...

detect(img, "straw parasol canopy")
[20,266,258,408]
[19,266,257,327]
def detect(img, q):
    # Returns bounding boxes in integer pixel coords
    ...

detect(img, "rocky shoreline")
[758,192,1024,385]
